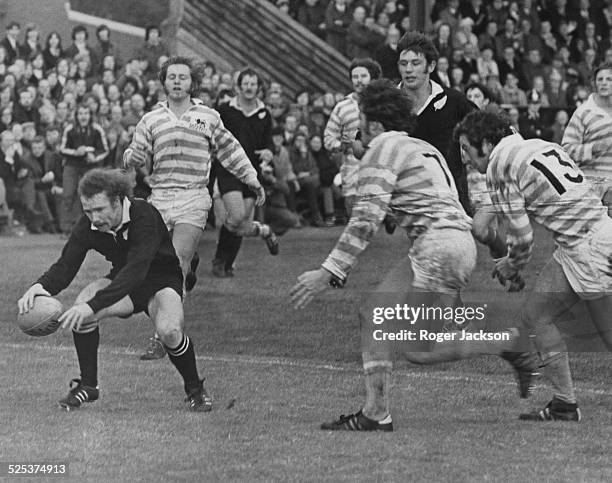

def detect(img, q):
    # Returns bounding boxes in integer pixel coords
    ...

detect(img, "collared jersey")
[487,133,607,270]
[323,92,361,194]
[562,94,612,186]
[322,131,471,279]
[324,92,360,152]
[126,99,257,191]
[36,198,181,314]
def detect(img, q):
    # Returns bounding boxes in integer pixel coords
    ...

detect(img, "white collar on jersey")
[228,96,266,118]
[490,133,524,161]
[155,98,204,110]
[397,80,445,115]
[90,197,131,238]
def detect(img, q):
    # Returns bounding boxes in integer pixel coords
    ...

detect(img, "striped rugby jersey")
[125,99,257,191]
[487,133,607,271]
[324,92,360,195]
[322,131,472,279]
[562,94,612,188]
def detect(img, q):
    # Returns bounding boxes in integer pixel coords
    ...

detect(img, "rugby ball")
[18,296,63,336]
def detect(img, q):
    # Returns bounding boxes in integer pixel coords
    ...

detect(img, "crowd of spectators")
[3,0,612,235]
[271,0,612,154]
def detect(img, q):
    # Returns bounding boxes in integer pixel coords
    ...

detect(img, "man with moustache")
[324,58,382,216]
[125,57,266,358]
[211,67,279,278]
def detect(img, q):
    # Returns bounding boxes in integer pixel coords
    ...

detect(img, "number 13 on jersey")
[530,148,584,195]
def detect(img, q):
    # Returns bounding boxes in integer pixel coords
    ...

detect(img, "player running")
[456,110,612,421]
[17,169,212,412]
[124,57,267,359]
[324,58,381,216]
[291,80,539,431]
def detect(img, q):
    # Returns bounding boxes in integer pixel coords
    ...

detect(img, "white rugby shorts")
[409,227,476,293]
[149,188,212,231]
[553,217,612,300]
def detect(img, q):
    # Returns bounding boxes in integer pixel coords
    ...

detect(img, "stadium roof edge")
[64,1,145,37]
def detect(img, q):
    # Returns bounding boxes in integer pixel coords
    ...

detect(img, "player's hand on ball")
[291,268,332,309]
[59,303,94,331]
[18,283,51,314]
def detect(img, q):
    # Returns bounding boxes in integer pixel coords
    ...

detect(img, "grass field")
[1,227,612,482]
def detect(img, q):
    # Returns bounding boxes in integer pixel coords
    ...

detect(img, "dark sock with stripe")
[164,334,200,394]
[224,232,243,271]
[73,327,99,388]
[214,225,233,265]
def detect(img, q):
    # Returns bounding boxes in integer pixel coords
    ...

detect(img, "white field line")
[2,342,612,397]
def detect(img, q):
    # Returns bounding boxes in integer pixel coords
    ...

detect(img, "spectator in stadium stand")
[59,104,109,235]
[478,19,498,52]
[28,135,62,233]
[450,65,465,91]
[432,23,453,63]
[498,45,527,89]
[577,47,598,84]
[495,17,520,63]
[454,17,478,51]
[549,109,569,145]
[397,31,476,214]
[545,68,568,109]
[21,24,41,60]
[91,25,122,75]
[436,56,455,88]
[435,0,461,34]
[375,26,401,82]
[134,25,169,79]
[42,32,64,71]
[2,21,22,65]
[500,72,528,107]
[260,159,300,235]
[487,0,508,28]
[325,0,352,55]
[64,25,95,65]
[310,133,338,226]
[297,0,327,39]
[276,0,290,15]
[13,88,40,125]
[460,0,487,35]
[519,18,544,58]
[347,5,379,59]
[518,0,540,32]
[289,131,324,226]
[0,129,40,233]
[476,46,499,81]
[518,93,550,140]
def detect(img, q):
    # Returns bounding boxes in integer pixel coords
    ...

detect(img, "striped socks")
[164,334,200,394]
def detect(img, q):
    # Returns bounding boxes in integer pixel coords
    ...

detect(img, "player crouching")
[17,169,212,412]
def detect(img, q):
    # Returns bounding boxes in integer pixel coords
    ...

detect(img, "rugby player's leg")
[585,296,612,351]
[149,287,210,411]
[71,278,134,388]
[214,190,245,274]
[172,222,204,291]
[525,257,580,405]
[359,256,414,422]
